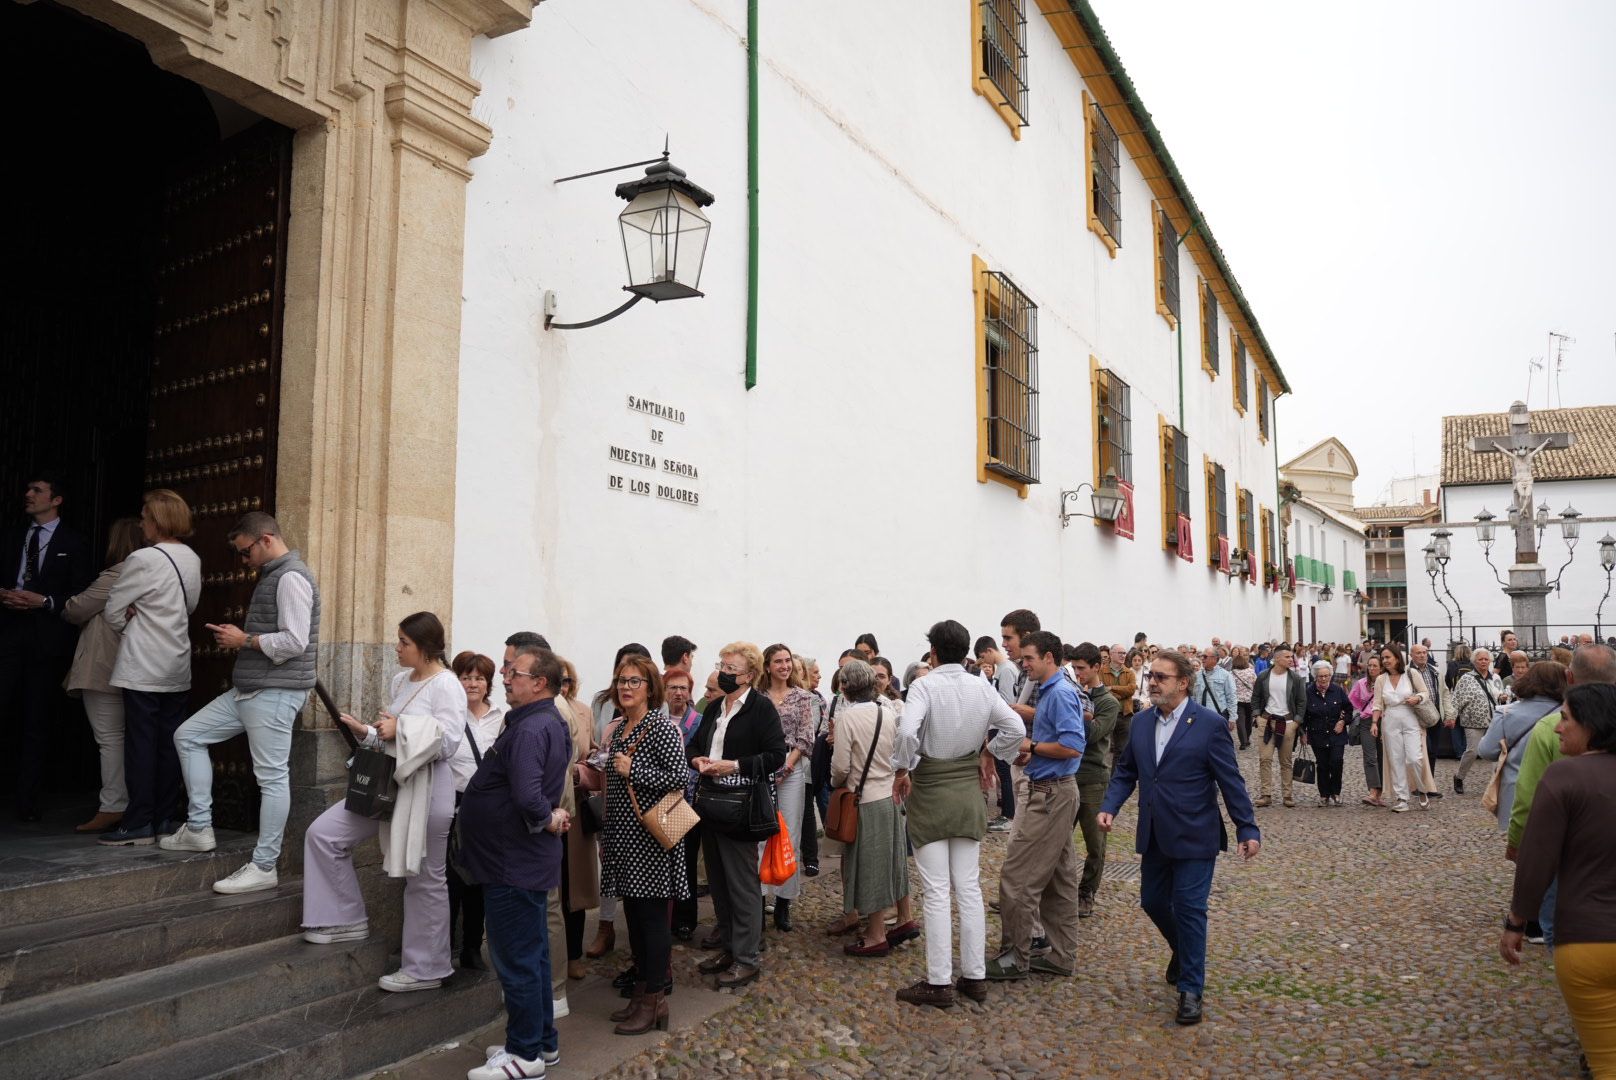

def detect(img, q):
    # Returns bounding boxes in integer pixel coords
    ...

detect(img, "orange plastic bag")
[759,812,797,886]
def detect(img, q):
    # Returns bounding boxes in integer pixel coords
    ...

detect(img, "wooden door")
[143,121,292,830]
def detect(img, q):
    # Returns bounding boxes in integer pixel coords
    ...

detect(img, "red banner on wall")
[1218,535,1231,573]
[1114,480,1135,540]
[1176,514,1195,562]
[1248,551,1259,582]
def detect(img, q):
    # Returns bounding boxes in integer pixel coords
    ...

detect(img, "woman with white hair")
[1446,646,1503,795]
[1301,659,1354,806]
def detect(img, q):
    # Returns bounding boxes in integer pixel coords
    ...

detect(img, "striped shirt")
[894,663,1026,770]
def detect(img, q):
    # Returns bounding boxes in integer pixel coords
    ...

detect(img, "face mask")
[717,671,741,694]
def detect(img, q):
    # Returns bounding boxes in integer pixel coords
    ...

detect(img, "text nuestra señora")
[627,395,685,424]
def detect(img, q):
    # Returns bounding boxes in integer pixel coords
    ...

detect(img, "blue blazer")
[1101,698,1259,860]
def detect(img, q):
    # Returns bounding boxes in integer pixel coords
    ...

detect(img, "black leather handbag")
[1292,744,1317,786]
[345,745,398,819]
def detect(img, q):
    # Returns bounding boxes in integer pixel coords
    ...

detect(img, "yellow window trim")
[1083,91,1119,258]
[1159,414,1173,551]
[1256,377,1270,444]
[974,254,1029,498]
[1090,357,1105,528]
[1204,454,1219,571]
[1230,328,1246,416]
[1153,201,1178,331]
[1198,277,1216,381]
[973,0,1025,140]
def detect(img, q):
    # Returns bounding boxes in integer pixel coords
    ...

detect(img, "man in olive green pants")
[1070,644,1118,918]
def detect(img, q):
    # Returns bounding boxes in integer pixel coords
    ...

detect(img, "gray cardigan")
[1475,696,1560,832]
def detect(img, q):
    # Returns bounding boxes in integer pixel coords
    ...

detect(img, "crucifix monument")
[1467,401,1576,648]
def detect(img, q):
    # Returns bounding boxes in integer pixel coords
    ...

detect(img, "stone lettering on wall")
[608,397,699,507]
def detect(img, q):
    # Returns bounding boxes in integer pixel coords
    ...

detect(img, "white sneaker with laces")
[303,921,369,944]
[159,823,217,852]
[1391,801,1410,813]
[378,970,442,993]
[468,1050,545,1079]
[213,863,278,894]
[552,995,568,1019]
[486,1046,560,1067]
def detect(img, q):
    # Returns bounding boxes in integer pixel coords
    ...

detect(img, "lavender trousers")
[302,758,456,981]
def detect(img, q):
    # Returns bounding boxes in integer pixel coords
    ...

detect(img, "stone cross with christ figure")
[1467,401,1575,565]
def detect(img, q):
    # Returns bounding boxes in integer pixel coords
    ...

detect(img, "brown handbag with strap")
[825,702,883,844]
[619,716,700,851]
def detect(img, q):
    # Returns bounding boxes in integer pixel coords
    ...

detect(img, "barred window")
[1205,459,1228,560]
[1155,206,1180,325]
[1161,422,1189,544]
[981,270,1039,485]
[1233,333,1249,414]
[1200,281,1219,376]
[979,0,1029,129]
[1260,506,1274,570]
[1237,487,1254,557]
[1094,367,1132,483]
[1257,377,1270,441]
[1090,103,1121,245]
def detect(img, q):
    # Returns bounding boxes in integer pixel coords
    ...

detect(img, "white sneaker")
[213,863,278,894]
[486,1045,560,1066]
[159,823,217,852]
[469,1050,544,1079]
[1391,801,1410,813]
[303,921,369,944]
[552,995,568,1019]
[379,970,442,993]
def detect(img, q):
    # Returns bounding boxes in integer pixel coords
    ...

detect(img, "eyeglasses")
[615,676,647,689]
[1144,671,1178,682]
[508,669,540,682]
[716,664,746,675]
[232,539,257,561]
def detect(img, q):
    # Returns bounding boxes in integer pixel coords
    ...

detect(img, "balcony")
[1366,569,1406,585]
[1366,537,1405,552]
[1367,596,1407,613]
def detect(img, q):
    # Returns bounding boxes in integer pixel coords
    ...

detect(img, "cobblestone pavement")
[588,749,1578,1079]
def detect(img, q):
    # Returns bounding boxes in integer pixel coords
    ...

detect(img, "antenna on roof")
[1526,356,1544,409]
[1548,331,1574,409]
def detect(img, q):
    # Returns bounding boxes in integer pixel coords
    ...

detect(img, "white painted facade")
[1286,498,1368,645]
[1405,478,1616,654]
[450,1,1288,693]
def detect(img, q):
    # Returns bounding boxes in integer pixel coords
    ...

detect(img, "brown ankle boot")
[614,988,669,1035]
[609,981,645,1023]
[586,920,616,959]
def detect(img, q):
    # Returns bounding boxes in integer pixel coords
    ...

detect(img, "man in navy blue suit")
[1100,648,1260,1026]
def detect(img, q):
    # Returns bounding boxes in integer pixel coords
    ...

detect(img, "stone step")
[0,880,303,1004]
[74,968,503,1080]
[0,933,391,1080]
[0,830,261,926]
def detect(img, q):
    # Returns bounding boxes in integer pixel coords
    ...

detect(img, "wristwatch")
[1502,915,1526,933]
[246,633,259,651]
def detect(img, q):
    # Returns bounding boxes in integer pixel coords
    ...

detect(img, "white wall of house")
[1405,478,1616,657]
[450,0,1287,692]
[1286,501,1368,645]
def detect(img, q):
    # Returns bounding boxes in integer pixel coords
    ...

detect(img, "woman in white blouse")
[1371,643,1433,813]
[302,612,467,993]
[446,650,504,970]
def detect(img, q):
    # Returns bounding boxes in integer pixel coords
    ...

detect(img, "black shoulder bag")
[344,679,430,820]
[446,721,484,880]
[810,695,838,791]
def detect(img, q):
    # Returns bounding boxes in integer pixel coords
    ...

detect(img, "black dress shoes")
[1175,992,1203,1025]
[1165,952,1180,986]
[773,898,793,932]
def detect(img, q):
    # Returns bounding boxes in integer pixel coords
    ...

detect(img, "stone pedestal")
[1506,564,1554,652]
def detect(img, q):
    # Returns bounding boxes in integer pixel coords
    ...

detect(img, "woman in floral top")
[761,643,819,932]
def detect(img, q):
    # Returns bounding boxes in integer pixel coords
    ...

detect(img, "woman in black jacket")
[687,641,785,989]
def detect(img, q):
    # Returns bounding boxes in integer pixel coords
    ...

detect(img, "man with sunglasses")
[1100,649,1259,1027]
[160,513,320,897]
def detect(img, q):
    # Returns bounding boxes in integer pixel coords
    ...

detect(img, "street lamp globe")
[1474,507,1496,545]
[1601,534,1616,571]
[1423,543,1438,575]
[1560,505,1582,544]
[615,158,715,301]
[1090,472,1125,523]
[1432,528,1452,563]
[1320,585,1334,602]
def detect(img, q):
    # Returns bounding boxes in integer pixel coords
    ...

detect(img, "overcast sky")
[1090,0,1616,503]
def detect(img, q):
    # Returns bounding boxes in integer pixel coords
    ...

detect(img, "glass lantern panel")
[619,189,712,295]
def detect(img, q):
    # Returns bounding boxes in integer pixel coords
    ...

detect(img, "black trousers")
[1236,702,1254,749]
[672,821,704,931]
[1308,729,1348,798]
[995,756,1015,817]
[799,792,819,868]
[122,688,188,831]
[0,611,73,813]
[623,896,673,987]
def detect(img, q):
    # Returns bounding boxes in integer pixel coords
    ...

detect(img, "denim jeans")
[1540,876,1559,948]
[175,687,305,868]
[484,884,557,1061]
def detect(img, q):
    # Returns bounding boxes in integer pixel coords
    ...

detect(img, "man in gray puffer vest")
[161,512,321,895]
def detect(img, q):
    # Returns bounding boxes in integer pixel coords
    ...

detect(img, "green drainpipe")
[1173,222,1198,430]
[745,0,759,390]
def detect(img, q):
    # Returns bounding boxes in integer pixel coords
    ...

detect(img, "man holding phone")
[159,512,319,897]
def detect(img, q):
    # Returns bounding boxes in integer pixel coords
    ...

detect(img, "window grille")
[1206,461,1228,559]
[1090,103,1121,243]
[1095,368,1132,483]
[983,270,1039,485]
[1257,378,1270,440]
[1157,207,1180,323]
[1234,335,1249,412]
[1238,488,1255,554]
[980,0,1029,128]
[1260,506,1274,570]
[1161,423,1189,540]
[1201,282,1219,374]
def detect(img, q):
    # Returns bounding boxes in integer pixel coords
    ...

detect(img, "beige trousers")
[1258,716,1299,800]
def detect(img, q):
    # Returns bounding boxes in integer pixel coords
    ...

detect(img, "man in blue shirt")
[986,631,1086,980]
[459,645,572,1080]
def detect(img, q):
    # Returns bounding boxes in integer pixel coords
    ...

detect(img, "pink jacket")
[1348,677,1375,718]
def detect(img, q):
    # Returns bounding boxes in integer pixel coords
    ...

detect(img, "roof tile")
[1441,406,1616,486]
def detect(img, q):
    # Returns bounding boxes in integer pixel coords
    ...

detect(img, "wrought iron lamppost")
[1596,534,1615,638]
[1424,541,1454,644]
[1320,585,1334,602]
[1473,507,1507,586]
[1059,472,1125,528]
[543,142,715,330]
[1547,505,1581,594]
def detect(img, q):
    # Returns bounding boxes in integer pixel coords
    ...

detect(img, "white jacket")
[379,710,442,877]
[104,543,202,693]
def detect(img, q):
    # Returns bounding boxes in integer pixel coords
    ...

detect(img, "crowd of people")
[3,473,1613,1079]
